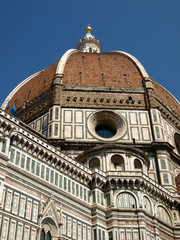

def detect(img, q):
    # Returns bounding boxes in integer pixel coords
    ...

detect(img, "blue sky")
[0,0,179,106]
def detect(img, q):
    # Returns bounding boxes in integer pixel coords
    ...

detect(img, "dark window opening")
[40,229,45,240]
[96,125,116,138]
[46,231,51,240]
[40,229,52,240]
[94,229,97,240]
[134,159,142,171]
[89,158,100,170]
[108,231,113,240]
[111,155,124,171]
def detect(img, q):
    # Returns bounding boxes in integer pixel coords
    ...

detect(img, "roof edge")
[56,49,79,75]
[110,51,149,78]
[1,71,42,110]
[155,81,180,106]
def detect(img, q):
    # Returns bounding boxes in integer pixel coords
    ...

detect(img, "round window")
[95,125,116,138]
[87,110,127,141]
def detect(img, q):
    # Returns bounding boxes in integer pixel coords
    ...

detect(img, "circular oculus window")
[87,110,127,141]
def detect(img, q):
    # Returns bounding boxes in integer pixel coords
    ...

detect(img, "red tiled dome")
[7,61,59,110]
[3,50,180,117]
[63,52,143,87]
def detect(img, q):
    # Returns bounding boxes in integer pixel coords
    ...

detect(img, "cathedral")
[0,25,180,240]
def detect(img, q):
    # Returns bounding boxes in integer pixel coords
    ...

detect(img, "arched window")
[157,206,172,226]
[96,125,116,138]
[174,133,180,155]
[111,155,124,171]
[117,192,136,209]
[89,47,92,53]
[40,229,45,240]
[41,217,58,240]
[40,229,52,240]
[46,231,52,240]
[143,196,152,215]
[89,158,100,170]
[134,159,142,172]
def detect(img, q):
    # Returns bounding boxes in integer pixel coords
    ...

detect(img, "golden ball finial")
[86,24,92,33]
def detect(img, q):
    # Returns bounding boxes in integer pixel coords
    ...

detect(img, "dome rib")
[110,51,149,78]
[56,49,79,75]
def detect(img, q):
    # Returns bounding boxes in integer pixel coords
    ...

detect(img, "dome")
[2,49,180,119]
[1,26,179,131]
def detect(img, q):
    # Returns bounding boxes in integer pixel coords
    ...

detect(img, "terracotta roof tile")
[9,61,58,110]
[63,52,144,87]
[152,80,180,116]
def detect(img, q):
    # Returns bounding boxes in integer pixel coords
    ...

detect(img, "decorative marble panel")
[32,202,38,223]
[67,218,71,237]
[75,111,83,123]
[61,108,152,143]
[72,220,77,239]
[75,126,83,139]
[1,217,9,240]
[26,199,32,220]
[87,227,91,240]
[31,228,36,240]
[131,127,140,140]
[139,112,148,125]
[78,222,81,240]
[129,112,138,125]
[141,127,150,141]
[119,230,125,240]
[24,226,30,240]
[64,110,72,123]
[133,231,139,240]
[19,196,26,217]
[152,109,159,123]
[126,231,132,240]
[16,223,23,240]
[5,190,13,212]
[12,193,19,215]
[62,215,66,235]
[83,225,86,239]
[9,220,16,240]
[64,125,72,138]
[122,132,129,140]
[86,131,94,139]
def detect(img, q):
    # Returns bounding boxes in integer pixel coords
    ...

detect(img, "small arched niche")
[134,159,143,172]
[143,196,152,215]
[117,192,137,209]
[157,205,172,226]
[41,217,58,240]
[111,155,125,171]
[89,157,100,170]
[89,47,92,53]
[174,133,180,155]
